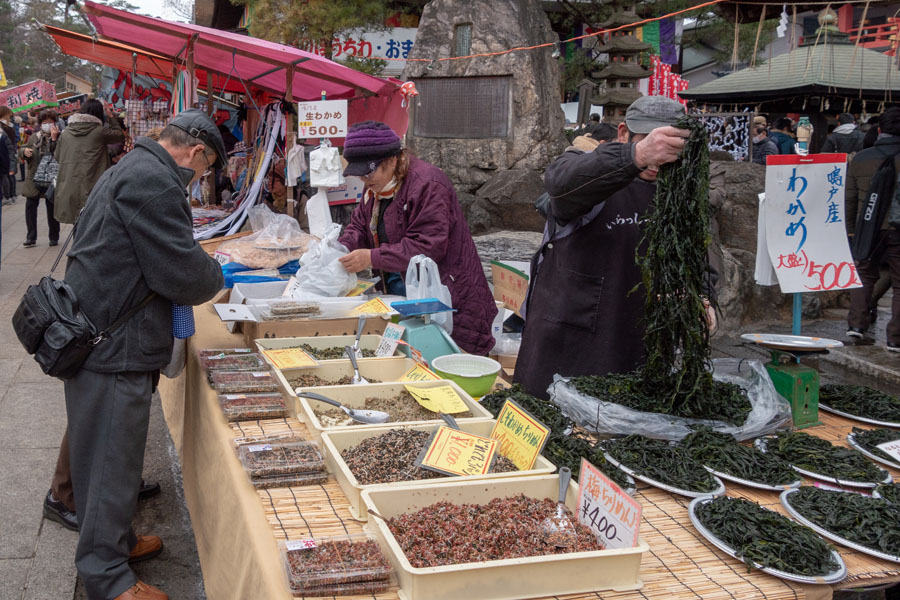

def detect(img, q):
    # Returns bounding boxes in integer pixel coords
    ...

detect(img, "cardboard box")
[490,260,530,318]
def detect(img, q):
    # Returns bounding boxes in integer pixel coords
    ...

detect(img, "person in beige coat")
[53,99,123,224]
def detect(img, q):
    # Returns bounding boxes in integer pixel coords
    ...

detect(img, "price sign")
[577,458,641,550]
[877,439,900,464]
[351,297,393,315]
[416,426,497,477]
[345,280,377,297]
[296,99,348,138]
[399,363,441,382]
[404,384,469,414]
[490,260,529,317]
[285,539,317,551]
[489,400,551,470]
[246,444,273,452]
[375,323,406,357]
[213,250,232,265]
[261,348,319,369]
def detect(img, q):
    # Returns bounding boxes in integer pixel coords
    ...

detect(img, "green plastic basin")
[430,354,501,398]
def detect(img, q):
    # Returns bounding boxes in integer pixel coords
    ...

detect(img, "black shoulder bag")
[852,152,899,261]
[11,222,155,380]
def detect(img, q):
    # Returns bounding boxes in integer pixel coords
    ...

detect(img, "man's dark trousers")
[65,369,153,600]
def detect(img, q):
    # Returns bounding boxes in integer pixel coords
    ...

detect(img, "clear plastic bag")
[405,255,453,334]
[216,205,315,269]
[290,223,358,298]
[549,359,792,441]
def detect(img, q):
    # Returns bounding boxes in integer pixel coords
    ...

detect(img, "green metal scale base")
[764,349,822,429]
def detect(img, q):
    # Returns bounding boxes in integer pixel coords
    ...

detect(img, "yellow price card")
[262,348,319,370]
[404,384,469,414]
[398,363,441,382]
[416,426,497,477]
[489,399,551,470]
[351,297,392,315]
[345,280,376,297]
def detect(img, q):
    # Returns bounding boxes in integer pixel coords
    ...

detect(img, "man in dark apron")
[515,97,696,400]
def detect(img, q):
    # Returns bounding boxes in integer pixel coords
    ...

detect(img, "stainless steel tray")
[689,496,847,585]
[740,333,843,351]
[818,402,900,429]
[702,465,802,492]
[872,484,899,504]
[602,451,726,498]
[846,432,900,471]
[780,488,900,564]
[754,437,892,488]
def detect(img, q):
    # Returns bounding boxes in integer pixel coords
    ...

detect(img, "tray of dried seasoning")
[819,384,900,428]
[321,420,555,520]
[689,496,846,584]
[210,370,280,394]
[873,483,900,504]
[199,351,267,374]
[847,427,900,471]
[681,427,802,492]
[755,432,892,488]
[278,534,392,596]
[272,357,418,399]
[237,439,325,478]
[781,486,900,564]
[251,470,329,490]
[296,381,493,439]
[361,474,647,600]
[255,335,403,362]
[217,392,288,422]
[601,434,726,498]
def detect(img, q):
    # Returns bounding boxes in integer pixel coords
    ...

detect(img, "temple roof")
[596,35,652,54]
[596,62,651,80]
[591,88,644,106]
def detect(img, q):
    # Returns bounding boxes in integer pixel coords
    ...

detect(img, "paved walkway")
[0,188,204,600]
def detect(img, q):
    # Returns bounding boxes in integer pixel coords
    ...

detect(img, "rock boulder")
[474,169,546,232]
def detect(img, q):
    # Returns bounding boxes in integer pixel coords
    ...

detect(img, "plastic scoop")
[351,316,365,357]
[541,467,576,548]
[440,413,460,429]
[297,391,388,424]
[344,345,369,384]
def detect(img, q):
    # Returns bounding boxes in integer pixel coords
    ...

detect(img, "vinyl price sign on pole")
[297,99,348,138]
[763,154,861,294]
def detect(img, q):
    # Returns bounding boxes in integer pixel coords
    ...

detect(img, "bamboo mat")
[227,414,900,600]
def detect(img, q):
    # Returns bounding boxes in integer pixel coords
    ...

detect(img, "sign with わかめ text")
[416,426,497,477]
[577,458,642,550]
[764,154,861,294]
[296,99,348,139]
[489,399,550,470]
[876,439,900,465]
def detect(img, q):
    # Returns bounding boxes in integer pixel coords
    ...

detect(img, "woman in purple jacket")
[338,121,497,355]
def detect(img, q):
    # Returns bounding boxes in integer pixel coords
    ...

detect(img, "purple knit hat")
[342,121,402,177]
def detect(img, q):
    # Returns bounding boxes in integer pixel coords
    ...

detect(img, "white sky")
[117,0,186,23]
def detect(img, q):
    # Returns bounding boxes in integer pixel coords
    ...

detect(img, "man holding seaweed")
[516,96,709,400]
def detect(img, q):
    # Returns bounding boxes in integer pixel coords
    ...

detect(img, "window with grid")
[454,24,472,57]
[412,76,511,139]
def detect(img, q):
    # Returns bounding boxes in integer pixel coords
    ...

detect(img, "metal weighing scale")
[390,298,461,364]
[740,333,844,429]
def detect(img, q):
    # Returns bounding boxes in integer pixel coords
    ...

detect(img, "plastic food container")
[272,357,419,398]
[250,471,329,490]
[210,370,280,394]
[199,351,268,374]
[430,354,501,397]
[255,335,403,362]
[237,440,325,477]
[217,392,288,422]
[362,475,647,600]
[278,533,392,596]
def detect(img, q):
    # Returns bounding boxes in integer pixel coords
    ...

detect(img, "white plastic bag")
[306,188,332,239]
[549,359,792,441]
[291,223,357,298]
[309,145,344,187]
[216,205,315,268]
[405,255,453,334]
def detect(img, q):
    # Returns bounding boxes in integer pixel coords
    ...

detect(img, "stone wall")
[403,0,566,234]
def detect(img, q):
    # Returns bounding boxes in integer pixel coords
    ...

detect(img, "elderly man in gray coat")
[62,109,225,600]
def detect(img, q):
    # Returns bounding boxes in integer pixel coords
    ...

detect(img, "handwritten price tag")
[417,426,497,477]
[404,384,469,414]
[262,348,319,370]
[489,399,550,470]
[351,297,393,315]
[285,539,317,551]
[399,363,441,382]
[877,439,900,464]
[577,458,641,550]
[375,323,405,357]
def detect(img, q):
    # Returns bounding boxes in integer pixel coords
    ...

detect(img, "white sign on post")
[577,458,641,550]
[763,154,862,293]
[375,323,406,357]
[876,439,900,464]
[296,99,348,139]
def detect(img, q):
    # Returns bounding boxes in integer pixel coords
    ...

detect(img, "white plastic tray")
[255,335,403,363]
[754,437,892,488]
[846,432,900,471]
[602,451,726,498]
[818,402,900,429]
[688,496,847,584]
[740,333,843,351]
[702,465,802,492]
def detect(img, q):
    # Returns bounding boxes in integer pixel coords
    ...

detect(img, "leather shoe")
[847,327,865,339]
[43,490,78,532]
[138,479,161,499]
[129,535,163,562]
[114,581,168,600]
[23,240,35,248]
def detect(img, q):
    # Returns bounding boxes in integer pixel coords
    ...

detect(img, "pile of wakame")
[603,434,718,493]
[850,427,900,465]
[820,384,900,423]
[787,487,900,556]
[479,386,632,489]
[876,483,900,504]
[695,496,839,575]
[681,427,797,486]
[569,117,751,427]
[764,431,886,483]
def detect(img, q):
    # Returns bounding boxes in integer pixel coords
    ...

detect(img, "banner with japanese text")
[0,80,58,113]
[763,154,861,293]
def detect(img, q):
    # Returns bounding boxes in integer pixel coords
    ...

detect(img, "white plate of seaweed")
[689,496,847,585]
[601,451,726,499]
[781,487,900,564]
[818,402,900,429]
[701,466,802,492]
[755,436,893,489]
[846,431,900,471]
